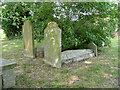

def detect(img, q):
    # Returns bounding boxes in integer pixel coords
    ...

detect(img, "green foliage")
[30,2,55,42]
[2,2,118,50]
[54,2,118,50]
[2,2,31,38]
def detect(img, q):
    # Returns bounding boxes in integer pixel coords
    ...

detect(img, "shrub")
[2,2,118,50]
[2,2,31,39]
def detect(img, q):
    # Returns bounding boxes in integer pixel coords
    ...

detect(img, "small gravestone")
[87,42,98,56]
[0,59,16,88]
[44,22,61,68]
[35,46,44,58]
[22,20,35,58]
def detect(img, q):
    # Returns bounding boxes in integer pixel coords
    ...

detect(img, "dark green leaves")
[2,2,118,49]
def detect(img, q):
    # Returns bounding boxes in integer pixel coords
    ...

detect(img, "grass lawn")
[2,37,119,88]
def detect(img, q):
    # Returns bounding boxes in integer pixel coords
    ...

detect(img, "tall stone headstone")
[44,22,61,68]
[22,20,35,58]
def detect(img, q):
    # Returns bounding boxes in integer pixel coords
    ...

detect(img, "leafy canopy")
[2,2,118,50]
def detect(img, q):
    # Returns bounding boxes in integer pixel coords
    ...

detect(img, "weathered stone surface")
[44,22,61,68]
[22,20,35,58]
[0,59,16,88]
[35,46,44,58]
[1,59,16,69]
[62,49,95,64]
[2,69,15,88]
[87,42,98,56]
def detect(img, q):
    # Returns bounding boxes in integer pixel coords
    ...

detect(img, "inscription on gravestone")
[44,22,61,68]
[22,20,35,58]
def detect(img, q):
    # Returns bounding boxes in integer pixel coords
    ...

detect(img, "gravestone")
[35,46,44,58]
[22,20,35,58]
[44,22,61,68]
[0,59,16,88]
[87,42,98,56]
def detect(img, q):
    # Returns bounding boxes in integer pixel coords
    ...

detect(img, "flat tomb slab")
[61,49,95,64]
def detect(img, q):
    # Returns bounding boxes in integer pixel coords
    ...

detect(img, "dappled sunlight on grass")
[0,33,6,39]
[84,61,92,64]
[68,75,79,85]
[3,44,8,47]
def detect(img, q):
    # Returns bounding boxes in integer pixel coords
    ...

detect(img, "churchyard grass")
[2,37,118,88]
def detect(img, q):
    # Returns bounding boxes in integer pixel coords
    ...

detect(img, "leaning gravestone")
[22,20,35,58]
[44,22,61,68]
[87,42,98,56]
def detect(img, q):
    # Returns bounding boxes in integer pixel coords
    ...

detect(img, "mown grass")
[2,37,119,88]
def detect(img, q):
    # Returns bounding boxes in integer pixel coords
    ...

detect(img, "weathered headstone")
[87,42,98,56]
[0,59,16,88]
[44,22,61,68]
[22,20,35,58]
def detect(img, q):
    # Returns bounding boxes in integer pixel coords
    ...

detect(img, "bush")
[2,2,118,50]
[2,2,31,39]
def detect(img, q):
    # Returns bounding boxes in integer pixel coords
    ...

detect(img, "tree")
[2,2,31,38]
[53,2,118,50]
[2,2,118,50]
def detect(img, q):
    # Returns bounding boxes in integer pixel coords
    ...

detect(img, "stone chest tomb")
[0,59,16,88]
